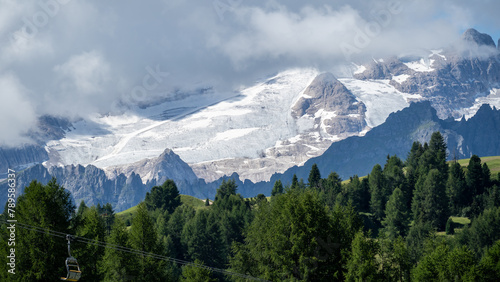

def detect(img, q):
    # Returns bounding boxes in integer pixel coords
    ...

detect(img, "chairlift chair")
[61,235,82,281]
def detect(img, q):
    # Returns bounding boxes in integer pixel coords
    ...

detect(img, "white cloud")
[0,0,498,146]
[0,73,36,146]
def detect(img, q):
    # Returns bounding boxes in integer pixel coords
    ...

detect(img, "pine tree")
[182,209,227,269]
[215,179,238,201]
[180,259,217,282]
[446,161,467,215]
[467,155,484,200]
[369,164,387,221]
[412,169,449,230]
[345,231,380,281]
[100,218,135,281]
[144,179,181,214]
[291,174,299,189]
[308,163,321,189]
[271,180,284,196]
[382,188,410,240]
[74,206,106,281]
[129,202,167,281]
[0,179,75,281]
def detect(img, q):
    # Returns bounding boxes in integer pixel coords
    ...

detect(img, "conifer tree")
[129,202,167,281]
[382,187,410,239]
[271,179,284,196]
[447,161,467,215]
[467,155,484,199]
[308,163,321,189]
[100,218,134,281]
[369,164,387,221]
[412,169,449,230]
[74,206,106,281]
[0,179,75,281]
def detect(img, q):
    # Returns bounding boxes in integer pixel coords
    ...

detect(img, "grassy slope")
[116,195,207,223]
[455,156,500,179]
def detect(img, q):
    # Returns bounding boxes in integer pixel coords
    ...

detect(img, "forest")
[1,132,500,281]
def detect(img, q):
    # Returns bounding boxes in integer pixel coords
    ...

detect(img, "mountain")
[0,149,209,212]
[1,28,500,210]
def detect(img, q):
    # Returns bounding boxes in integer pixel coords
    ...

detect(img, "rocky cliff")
[354,29,500,119]
[292,72,367,136]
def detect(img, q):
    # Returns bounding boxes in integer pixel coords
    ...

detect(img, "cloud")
[0,0,499,146]
[0,73,36,147]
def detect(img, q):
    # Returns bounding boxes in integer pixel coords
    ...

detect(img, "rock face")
[461,28,496,48]
[0,115,73,175]
[292,72,367,135]
[354,29,500,119]
[109,148,199,185]
[0,149,209,212]
[0,145,48,176]
[266,102,500,189]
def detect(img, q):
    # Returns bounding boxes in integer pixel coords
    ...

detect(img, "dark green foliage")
[100,218,135,281]
[458,206,500,256]
[380,236,411,281]
[205,198,210,206]
[180,259,217,282]
[291,174,299,189]
[308,163,321,189]
[447,161,467,215]
[161,205,196,261]
[230,190,361,281]
[74,206,106,281]
[319,172,343,208]
[406,221,435,263]
[370,164,388,222]
[479,240,500,280]
[0,178,74,281]
[181,209,227,269]
[445,218,454,235]
[412,169,449,230]
[271,179,284,196]
[215,179,238,201]
[145,179,181,214]
[467,155,485,200]
[343,175,370,212]
[345,231,380,281]
[382,187,410,240]
[128,202,167,281]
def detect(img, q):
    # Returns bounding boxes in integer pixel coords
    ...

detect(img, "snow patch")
[392,74,410,84]
[339,79,410,128]
[353,65,366,75]
[212,128,259,141]
[404,58,435,72]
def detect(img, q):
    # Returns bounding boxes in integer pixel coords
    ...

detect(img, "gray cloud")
[0,0,499,146]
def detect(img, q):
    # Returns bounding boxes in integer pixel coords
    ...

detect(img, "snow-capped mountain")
[2,28,500,211]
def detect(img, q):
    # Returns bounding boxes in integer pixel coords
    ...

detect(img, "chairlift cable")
[1,219,268,281]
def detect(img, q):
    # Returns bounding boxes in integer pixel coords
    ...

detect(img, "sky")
[0,0,499,146]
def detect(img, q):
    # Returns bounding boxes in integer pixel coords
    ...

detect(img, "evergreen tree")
[345,231,380,282]
[74,206,106,281]
[369,164,387,221]
[382,188,410,240]
[479,240,500,280]
[215,179,238,201]
[144,179,181,214]
[182,209,227,269]
[230,190,360,281]
[428,131,448,176]
[308,163,321,189]
[291,174,299,190]
[205,198,210,206]
[129,202,167,281]
[100,218,135,281]
[180,259,217,282]
[467,155,485,200]
[271,180,284,196]
[446,161,467,215]
[0,179,75,281]
[412,169,449,230]
[483,163,492,189]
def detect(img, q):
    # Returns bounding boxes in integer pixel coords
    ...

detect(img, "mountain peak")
[461,28,496,48]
